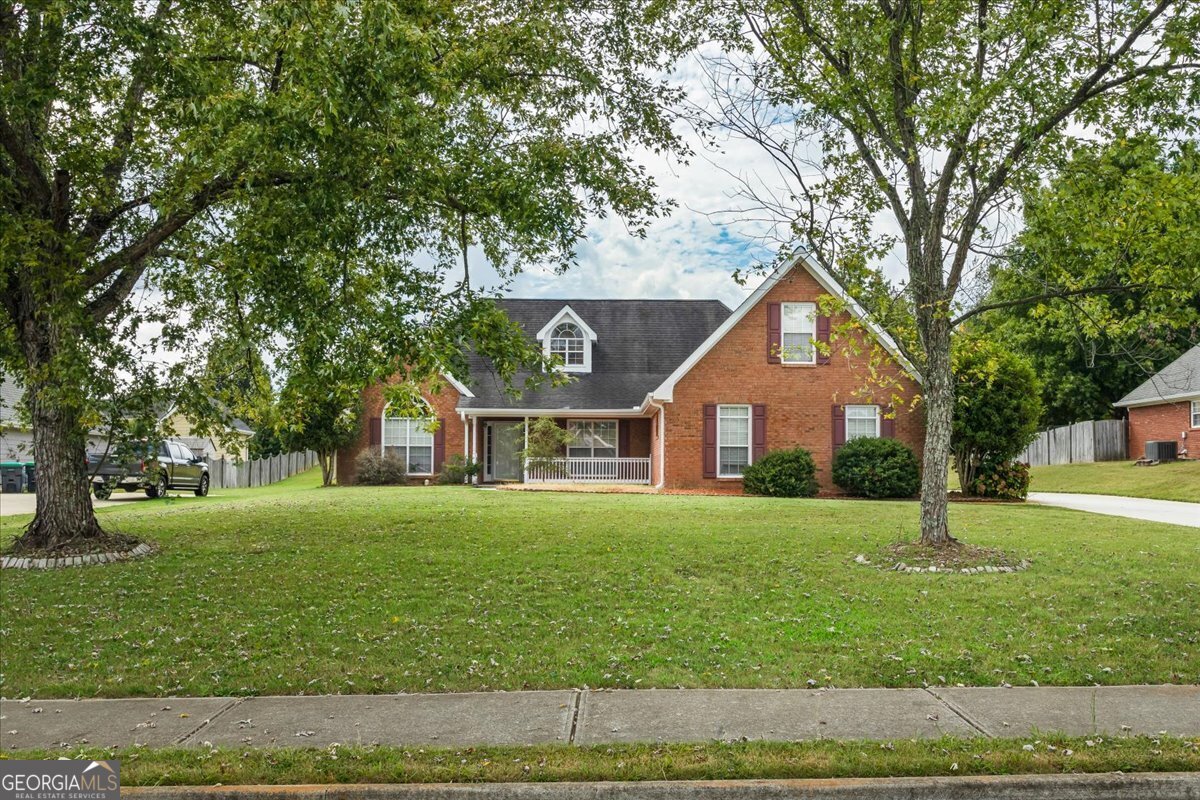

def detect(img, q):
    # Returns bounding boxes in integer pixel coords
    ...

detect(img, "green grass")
[2,474,1198,698]
[4,737,1197,785]
[1030,459,1200,502]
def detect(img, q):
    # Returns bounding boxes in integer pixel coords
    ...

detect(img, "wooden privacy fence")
[204,450,318,489]
[1019,420,1127,467]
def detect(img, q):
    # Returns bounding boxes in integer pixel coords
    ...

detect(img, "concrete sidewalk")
[1028,492,1200,528]
[2,685,1197,751]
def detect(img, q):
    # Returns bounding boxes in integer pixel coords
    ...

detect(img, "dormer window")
[537,305,597,373]
[550,323,585,367]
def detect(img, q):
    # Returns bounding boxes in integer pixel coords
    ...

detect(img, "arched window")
[549,322,585,366]
[382,404,435,475]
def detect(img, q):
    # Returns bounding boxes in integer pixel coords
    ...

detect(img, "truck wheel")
[194,473,209,497]
[93,483,113,500]
[146,472,168,499]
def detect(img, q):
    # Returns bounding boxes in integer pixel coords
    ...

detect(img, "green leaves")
[978,135,1200,424]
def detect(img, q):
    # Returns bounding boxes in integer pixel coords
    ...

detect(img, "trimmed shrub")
[966,456,1030,500]
[438,454,481,485]
[832,437,920,498]
[952,339,1042,495]
[355,451,408,485]
[742,448,819,498]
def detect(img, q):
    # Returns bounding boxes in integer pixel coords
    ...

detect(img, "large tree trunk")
[15,377,109,552]
[917,323,955,547]
[11,295,132,552]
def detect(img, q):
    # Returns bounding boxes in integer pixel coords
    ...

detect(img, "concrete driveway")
[1029,492,1200,528]
[0,491,157,517]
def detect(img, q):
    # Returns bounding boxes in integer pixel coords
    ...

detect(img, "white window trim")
[716,404,752,479]
[537,305,597,374]
[845,404,881,441]
[780,302,817,365]
[566,419,620,458]
[381,403,436,476]
[1191,399,1200,429]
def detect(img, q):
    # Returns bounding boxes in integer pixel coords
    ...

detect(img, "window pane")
[408,446,433,474]
[592,422,616,449]
[719,446,749,476]
[781,332,813,363]
[407,420,434,446]
[383,417,402,446]
[782,302,814,333]
[845,406,879,440]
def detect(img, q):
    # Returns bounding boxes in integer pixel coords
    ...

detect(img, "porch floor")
[493,482,661,494]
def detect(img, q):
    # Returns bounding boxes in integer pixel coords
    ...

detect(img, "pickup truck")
[88,438,210,500]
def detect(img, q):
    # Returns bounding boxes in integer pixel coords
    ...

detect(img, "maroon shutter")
[832,404,846,452]
[880,406,895,438]
[752,404,767,462]
[368,417,382,447]
[702,404,717,478]
[767,303,782,364]
[618,419,631,457]
[816,315,831,365]
[433,418,446,471]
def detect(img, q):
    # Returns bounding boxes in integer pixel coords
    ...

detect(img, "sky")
[468,55,787,312]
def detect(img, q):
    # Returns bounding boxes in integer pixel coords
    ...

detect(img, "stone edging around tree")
[1,542,154,570]
[888,559,1030,574]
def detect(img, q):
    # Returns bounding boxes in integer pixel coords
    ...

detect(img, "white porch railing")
[525,457,651,484]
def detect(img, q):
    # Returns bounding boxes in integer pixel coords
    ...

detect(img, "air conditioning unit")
[1145,440,1178,462]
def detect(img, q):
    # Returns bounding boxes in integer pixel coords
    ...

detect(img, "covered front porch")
[467,414,659,486]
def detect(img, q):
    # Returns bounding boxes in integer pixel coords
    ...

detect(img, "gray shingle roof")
[458,299,732,410]
[1114,345,1200,407]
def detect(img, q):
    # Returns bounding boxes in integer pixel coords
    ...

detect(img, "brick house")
[337,254,925,491]
[1114,345,1200,460]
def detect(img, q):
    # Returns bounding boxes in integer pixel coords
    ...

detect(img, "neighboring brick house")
[337,254,925,491]
[1114,345,1200,460]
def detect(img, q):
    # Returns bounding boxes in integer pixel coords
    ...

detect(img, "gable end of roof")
[650,252,922,401]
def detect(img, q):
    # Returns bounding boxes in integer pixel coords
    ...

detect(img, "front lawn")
[1,479,1197,698]
[1030,459,1200,502]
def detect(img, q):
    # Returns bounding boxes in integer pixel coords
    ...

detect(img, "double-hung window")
[549,323,585,367]
[1192,400,1200,428]
[845,405,880,441]
[717,405,751,477]
[781,302,816,364]
[567,420,617,458]
[383,412,435,474]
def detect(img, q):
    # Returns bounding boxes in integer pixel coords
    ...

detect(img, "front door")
[486,421,524,482]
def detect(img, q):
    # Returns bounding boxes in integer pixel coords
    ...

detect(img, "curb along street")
[121,773,1200,800]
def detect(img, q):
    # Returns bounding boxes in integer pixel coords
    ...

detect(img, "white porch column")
[470,416,479,484]
[656,405,666,488]
[522,416,530,483]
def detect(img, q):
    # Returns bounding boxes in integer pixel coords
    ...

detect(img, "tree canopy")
[1,0,696,549]
[977,135,1200,425]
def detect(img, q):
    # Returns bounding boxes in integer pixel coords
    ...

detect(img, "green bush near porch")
[742,448,819,497]
[832,438,921,498]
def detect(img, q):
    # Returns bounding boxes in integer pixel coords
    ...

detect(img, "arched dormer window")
[537,305,597,373]
[382,402,435,475]
[550,322,584,367]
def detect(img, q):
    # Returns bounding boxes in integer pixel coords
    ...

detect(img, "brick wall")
[336,378,463,485]
[663,267,925,491]
[1127,398,1198,459]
